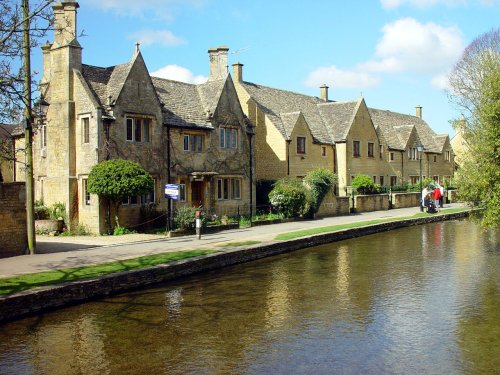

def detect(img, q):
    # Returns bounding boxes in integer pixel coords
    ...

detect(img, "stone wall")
[353,194,390,213]
[391,192,420,209]
[317,193,350,217]
[0,182,27,258]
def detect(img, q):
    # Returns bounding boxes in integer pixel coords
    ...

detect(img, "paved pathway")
[0,204,462,278]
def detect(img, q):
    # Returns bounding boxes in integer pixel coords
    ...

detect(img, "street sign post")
[165,184,179,200]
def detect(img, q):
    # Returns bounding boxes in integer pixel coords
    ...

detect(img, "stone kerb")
[0,182,27,258]
[391,192,420,209]
[0,210,471,323]
[353,194,390,213]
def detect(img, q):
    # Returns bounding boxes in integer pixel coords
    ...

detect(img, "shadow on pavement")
[36,241,102,254]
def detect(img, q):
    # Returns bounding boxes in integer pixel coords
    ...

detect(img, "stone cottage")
[15,1,253,234]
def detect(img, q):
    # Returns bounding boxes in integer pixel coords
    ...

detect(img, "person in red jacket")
[433,186,441,212]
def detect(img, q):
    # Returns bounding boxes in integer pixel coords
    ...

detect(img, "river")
[0,219,498,374]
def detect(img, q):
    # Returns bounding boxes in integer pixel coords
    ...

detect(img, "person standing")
[438,183,444,208]
[433,185,441,212]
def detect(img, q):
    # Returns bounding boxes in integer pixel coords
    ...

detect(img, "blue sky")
[53,0,499,136]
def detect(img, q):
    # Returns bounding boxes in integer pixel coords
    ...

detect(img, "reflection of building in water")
[335,245,351,306]
[31,316,109,374]
[265,263,291,331]
[165,287,183,318]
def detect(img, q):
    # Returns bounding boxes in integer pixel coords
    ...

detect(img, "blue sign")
[165,184,179,200]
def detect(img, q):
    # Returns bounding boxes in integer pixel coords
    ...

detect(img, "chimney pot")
[416,105,422,119]
[320,84,329,101]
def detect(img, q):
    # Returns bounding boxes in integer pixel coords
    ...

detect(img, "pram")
[426,199,437,213]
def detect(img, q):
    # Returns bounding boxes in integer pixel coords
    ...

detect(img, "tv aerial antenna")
[231,46,250,63]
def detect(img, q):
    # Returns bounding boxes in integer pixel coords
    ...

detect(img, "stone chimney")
[232,62,243,82]
[52,1,80,47]
[416,105,422,119]
[40,42,52,84]
[320,84,329,101]
[208,46,229,81]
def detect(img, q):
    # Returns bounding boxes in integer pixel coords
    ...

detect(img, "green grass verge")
[0,250,215,296]
[217,241,261,248]
[275,207,470,241]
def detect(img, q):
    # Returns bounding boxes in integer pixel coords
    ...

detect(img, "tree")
[303,168,337,215]
[448,28,500,228]
[88,159,154,233]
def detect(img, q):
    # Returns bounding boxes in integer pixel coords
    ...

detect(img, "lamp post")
[417,143,423,212]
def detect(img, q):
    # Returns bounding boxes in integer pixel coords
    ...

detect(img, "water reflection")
[0,220,498,374]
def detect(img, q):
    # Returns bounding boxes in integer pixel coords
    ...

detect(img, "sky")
[42,0,500,136]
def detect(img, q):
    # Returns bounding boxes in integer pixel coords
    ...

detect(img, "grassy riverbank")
[275,207,470,241]
[0,208,470,297]
[0,250,215,296]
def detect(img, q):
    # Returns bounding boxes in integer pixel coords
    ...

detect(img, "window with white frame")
[183,134,204,152]
[82,117,90,144]
[445,150,451,161]
[40,121,47,148]
[296,136,306,154]
[140,179,156,204]
[126,117,151,143]
[82,178,90,206]
[408,147,418,160]
[179,182,186,202]
[217,177,242,200]
[220,127,238,149]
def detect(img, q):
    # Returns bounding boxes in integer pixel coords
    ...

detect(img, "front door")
[191,181,204,208]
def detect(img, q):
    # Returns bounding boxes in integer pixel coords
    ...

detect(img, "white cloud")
[360,18,464,74]
[304,65,380,89]
[128,29,184,47]
[431,72,451,90]
[381,0,466,9]
[151,65,207,84]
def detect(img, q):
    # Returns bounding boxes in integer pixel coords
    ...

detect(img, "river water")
[0,220,498,374]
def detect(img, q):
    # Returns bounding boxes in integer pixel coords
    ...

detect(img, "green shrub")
[303,168,337,214]
[174,206,207,230]
[34,200,50,220]
[60,223,90,236]
[352,174,376,195]
[50,202,66,221]
[269,178,310,218]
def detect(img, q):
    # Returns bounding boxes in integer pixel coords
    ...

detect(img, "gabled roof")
[81,62,132,108]
[393,125,416,150]
[317,100,359,142]
[0,123,23,138]
[238,81,332,143]
[368,108,440,153]
[152,77,214,129]
[280,112,303,136]
[433,134,449,152]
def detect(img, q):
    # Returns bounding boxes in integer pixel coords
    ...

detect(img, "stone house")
[14,1,253,234]
[232,56,454,197]
[369,107,455,186]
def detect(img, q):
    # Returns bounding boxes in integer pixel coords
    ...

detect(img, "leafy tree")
[448,28,500,227]
[351,174,376,195]
[303,168,337,215]
[269,178,310,218]
[88,159,154,233]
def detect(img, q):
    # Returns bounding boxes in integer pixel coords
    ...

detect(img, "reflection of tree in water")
[458,277,500,375]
